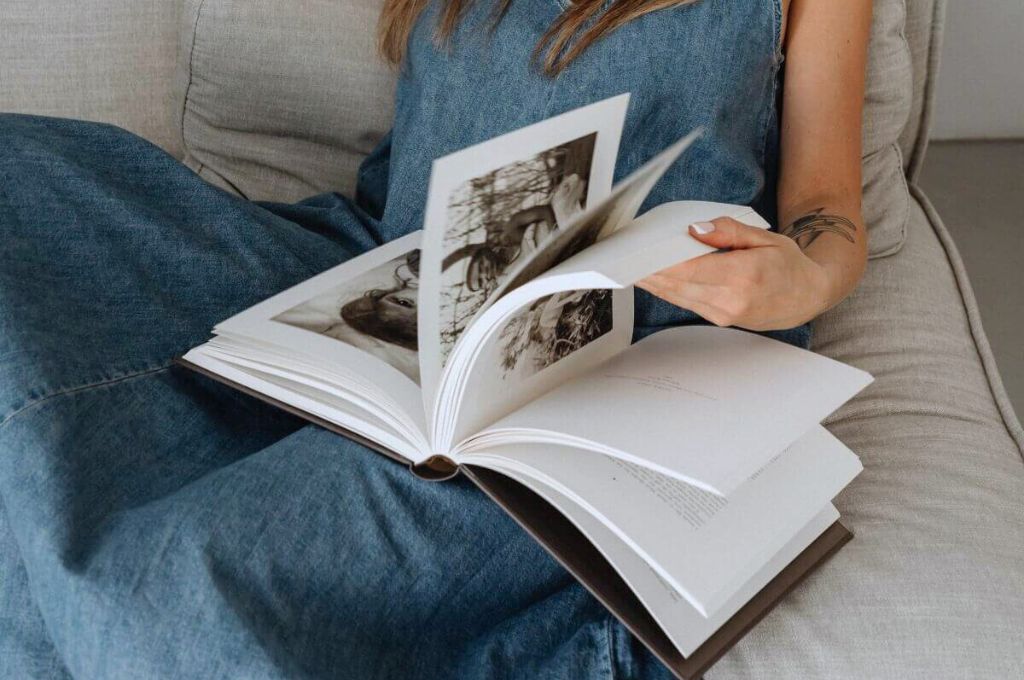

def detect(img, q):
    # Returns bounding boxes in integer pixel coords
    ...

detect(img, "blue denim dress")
[0,1,801,678]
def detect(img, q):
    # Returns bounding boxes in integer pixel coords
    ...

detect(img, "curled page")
[417,94,630,424]
[428,128,705,448]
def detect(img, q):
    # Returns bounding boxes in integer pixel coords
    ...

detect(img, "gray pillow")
[173,0,396,203]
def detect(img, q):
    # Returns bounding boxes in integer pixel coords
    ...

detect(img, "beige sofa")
[3,0,1022,677]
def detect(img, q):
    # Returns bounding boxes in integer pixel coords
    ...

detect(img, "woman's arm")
[638,0,872,331]
[777,0,871,311]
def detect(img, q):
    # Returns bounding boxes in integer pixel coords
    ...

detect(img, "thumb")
[689,216,779,250]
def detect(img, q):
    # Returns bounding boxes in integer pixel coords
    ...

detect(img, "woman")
[0,0,871,677]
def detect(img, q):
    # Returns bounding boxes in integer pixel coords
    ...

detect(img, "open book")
[181,94,872,678]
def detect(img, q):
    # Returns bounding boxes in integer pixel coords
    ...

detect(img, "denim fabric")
[1,1,805,677]
[0,115,642,679]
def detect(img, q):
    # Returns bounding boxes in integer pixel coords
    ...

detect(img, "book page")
[418,94,629,419]
[441,201,769,446]
[429,133,705,449]
[467,325,873,496]
[459,425,861,617]
[475,458,838,657]
[186,232,429,449]
[181,350,427,460]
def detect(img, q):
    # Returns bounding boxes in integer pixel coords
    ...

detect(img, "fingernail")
[690,221,716,234]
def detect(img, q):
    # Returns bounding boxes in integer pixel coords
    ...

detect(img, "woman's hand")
[636,217,838,331]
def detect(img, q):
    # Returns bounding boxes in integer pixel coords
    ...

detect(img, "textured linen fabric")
[858,0,914,258]
[899,0,944,181]
[0,0,181,158]
[172,0,397,202]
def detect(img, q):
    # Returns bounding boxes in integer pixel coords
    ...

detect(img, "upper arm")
[778,0,872,213]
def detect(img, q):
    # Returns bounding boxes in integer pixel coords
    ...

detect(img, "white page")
[535,200,771,289]
[431,134,706,448]
[467,326,872,495]
[208,232,427,436]
[459,425,862,615]
[194,346,428,452]
[475,458,839,657]
[418,94,630,419]
[439,201,768,446]
[483,130,705,303]
[182,350,424,461]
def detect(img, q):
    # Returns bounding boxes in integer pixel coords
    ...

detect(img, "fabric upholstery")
[858,0,915,257]
[172,0,396,202]
[712,194,1024,678]
[0,0,182,158]
[900,0,944,181]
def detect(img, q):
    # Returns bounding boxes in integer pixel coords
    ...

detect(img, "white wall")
[931,1,1024,140]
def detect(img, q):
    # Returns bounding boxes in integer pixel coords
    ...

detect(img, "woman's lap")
[0,115,667,678]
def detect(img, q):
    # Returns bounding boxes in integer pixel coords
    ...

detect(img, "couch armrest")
[0,0,182,158]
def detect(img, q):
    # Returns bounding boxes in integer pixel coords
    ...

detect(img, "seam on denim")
[180,0,208,167]
[772,0,784,62]
[0,365,173,431]
[605,614,618,680]
[755,0,784,220]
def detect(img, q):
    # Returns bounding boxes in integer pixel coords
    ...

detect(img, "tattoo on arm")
[781,208,857,249]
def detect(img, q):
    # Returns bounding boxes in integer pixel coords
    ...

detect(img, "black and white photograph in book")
[497,289,613,379]
[272,249,421,383]
[438,133,597,360]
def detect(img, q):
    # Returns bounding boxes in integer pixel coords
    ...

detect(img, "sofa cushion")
[858,0,916,257]
[174,0,918,257]
[0,0,181,157]
[899,0,943,181]
[173,0,396,202]
[708,194,1024,678]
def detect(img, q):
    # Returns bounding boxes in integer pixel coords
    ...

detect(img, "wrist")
[810,257,854,315]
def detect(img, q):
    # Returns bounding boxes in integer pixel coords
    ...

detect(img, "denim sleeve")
[355,129,393,222]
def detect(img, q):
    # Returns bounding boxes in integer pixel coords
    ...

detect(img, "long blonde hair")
[378,0,697,76]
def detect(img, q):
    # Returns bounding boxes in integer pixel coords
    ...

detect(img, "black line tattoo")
[781,208,857,249]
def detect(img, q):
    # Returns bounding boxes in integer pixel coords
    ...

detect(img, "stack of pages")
[181,94,872,678]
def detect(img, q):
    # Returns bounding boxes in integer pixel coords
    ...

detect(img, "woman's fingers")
[636,275,736,327]
[637,218,795,328]
[637,273,705,305]
[648,246,750,288]
[688,216,786,250]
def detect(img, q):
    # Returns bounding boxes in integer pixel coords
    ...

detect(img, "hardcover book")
[180,94,872,679]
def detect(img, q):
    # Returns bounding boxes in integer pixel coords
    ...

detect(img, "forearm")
[776,0,872,316]
[778,195,867,312]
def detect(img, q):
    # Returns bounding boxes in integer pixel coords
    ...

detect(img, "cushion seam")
[907,0,946,183]
[0,365,173,431]
[872,142,911,260]
[895,0,913,169]
[179,0,208,169]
